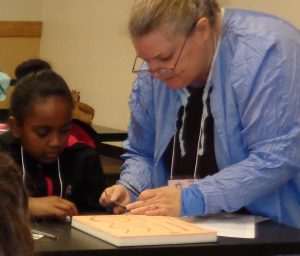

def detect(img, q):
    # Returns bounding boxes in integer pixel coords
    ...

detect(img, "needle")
[32,229,59,240]
[104,189,128,212]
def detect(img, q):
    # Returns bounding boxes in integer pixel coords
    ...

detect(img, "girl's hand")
[29,196,78,221]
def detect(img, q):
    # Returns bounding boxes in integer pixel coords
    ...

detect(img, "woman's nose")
[150,69,161,79]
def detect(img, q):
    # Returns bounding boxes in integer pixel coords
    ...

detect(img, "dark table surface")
[33,219,300,256]
[92,124,127,142]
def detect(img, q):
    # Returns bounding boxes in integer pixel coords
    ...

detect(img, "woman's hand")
[29,196,78,221]
[126,186,181,216]
[99,184,131,214]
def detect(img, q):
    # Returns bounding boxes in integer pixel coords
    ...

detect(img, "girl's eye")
[35,130,49,137]
[61,128,71,135]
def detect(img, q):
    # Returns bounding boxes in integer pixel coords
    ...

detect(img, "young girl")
[0,69,106,220]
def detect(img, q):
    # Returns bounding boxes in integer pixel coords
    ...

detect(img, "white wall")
[2,0,299,130]
[40,0,135,129]
[0,0,41,20]
[40,0,300,130]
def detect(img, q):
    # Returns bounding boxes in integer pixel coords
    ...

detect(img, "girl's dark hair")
[11,69,74,124]
[15,58,52,80]
[0,153,34,256]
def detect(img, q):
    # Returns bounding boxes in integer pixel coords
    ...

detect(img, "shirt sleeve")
[182,34,300,216]
[118,74,156,200]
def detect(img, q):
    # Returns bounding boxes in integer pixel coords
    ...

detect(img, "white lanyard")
[21,146,63,198]
[170,87,210,179]
[170,21,222,180]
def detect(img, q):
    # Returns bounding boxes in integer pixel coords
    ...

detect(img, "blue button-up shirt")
[119,8,300,228]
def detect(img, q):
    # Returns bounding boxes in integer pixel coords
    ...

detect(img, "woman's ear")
[8,116,21,138]
[195,17,211,42]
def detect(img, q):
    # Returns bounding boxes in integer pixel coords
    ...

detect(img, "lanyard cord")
[170,136,176,180]
[170,28,221,180]
[20,146,63,198]
[20,146,26,182]
[171,113,203,179]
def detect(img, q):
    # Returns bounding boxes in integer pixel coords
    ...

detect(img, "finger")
[129,205,149,215]
[110,185,126,202]
[126,200,146,210]
[130,203,166,215]
[54,199,78,216]
[131,201,166,215]
[127,195,160,210]
[58,205,77,217]
[51,207,70,218]
[67,204,79,216]
[112,206,127,215]
[144,203,166,216]
[99,189,111,206]
[144,208,165,216]
[138,189,157,201]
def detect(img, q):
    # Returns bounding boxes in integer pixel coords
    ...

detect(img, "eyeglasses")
[131,32,191,77]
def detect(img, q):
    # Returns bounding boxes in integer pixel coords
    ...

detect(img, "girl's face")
[11,96,73,164]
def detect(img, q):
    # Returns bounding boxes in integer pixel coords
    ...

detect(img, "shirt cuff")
[181,183,205,216]
[117,180,138,202]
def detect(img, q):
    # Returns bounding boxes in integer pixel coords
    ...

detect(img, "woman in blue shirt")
[100,0,300,228]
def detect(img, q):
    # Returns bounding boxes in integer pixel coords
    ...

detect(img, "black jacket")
[0,132,106,212]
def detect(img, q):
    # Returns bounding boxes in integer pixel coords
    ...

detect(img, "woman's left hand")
[126,186,181,216]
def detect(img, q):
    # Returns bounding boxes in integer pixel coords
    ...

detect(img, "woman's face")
[12,96,73,164]
[132,21,214,88]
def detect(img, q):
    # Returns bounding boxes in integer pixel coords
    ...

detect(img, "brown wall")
[0,21,42,77]
[0,21,42,109]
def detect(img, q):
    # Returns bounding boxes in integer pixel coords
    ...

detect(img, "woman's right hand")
[29,196,78,221]
[99,184,131,214]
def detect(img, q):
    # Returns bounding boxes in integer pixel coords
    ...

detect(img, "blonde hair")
[128,0,220,38]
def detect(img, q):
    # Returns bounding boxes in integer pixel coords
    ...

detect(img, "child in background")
[0,69,106,220]
[0,153,34,256]
[15,58,51,80]
[0,70,10,101]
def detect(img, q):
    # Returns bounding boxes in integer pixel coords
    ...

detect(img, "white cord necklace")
[21,146,63,198]
[170,22,222,180]
[170,99,205,180]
